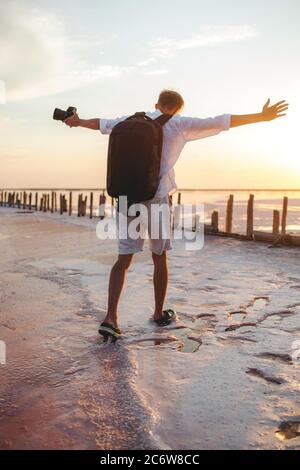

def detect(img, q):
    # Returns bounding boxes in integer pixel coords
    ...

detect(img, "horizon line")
[0,188,300,192]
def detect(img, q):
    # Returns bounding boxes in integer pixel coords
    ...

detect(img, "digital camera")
[53,106,77,121]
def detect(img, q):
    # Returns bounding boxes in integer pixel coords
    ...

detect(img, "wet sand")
[0,207,299,449]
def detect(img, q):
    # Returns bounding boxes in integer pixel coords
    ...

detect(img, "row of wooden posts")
[210,193,288,236]
[0,190,108,219]
[206,194,289,238]
[0,189,292,239]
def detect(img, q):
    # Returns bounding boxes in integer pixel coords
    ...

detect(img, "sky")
[1,0,300,189]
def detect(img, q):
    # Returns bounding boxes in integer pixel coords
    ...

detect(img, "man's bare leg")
[103,254,134,328]
[152,251,168,321]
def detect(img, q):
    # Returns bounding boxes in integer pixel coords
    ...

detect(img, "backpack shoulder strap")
[126,112,153,122]
[154,113,174,126]
[134,112,146,118]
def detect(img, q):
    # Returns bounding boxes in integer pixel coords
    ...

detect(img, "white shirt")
[100,110,231,198]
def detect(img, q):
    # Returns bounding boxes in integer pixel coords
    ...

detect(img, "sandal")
[98,322,122,343]
[154,309,177,327]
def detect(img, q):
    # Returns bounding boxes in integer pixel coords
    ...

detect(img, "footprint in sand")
[255,352,293,364]
[246,367,285,385]
[152,323,202,354]
[259,309,296,326]
[127,316,202,353]
[172,328,202,353]
[124,335,178,347]
[244,296,270,315]
[226,296,270,332]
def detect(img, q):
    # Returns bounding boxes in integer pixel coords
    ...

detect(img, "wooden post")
[173,205,181,230]
[43,194,47,212]
[211,210,219,232]
[225,194,234,233]
[23,191,27,209]
[35,192,38,210]
[246,194,254,237]
[28,193,32,211]
[54,192,57,212]
[47,194,50,211]
[81,195,84,216]
[99,191,106,220]
[281,196,288,234]
[39,196,43,211]
[69,192,72,216]
[81,194,85,216]
[51,192,54,213]
[59,194,63,215]
[192,212,198,232]
[90,192,93,219]
[78,194,82,217]
[177,192,182,205]
[4,192,7,206]
[273,210,280,234]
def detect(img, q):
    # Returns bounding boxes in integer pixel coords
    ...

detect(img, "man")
[64,90,288,340]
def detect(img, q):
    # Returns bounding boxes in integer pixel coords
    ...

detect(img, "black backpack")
[106,111,173,202]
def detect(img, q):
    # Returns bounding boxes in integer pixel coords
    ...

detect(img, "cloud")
[136,57,157,67]
[0,3,132,102]
[0,5,258,102]
[150,25,258,58]
[0,80,6,104]
[142,69,169,76]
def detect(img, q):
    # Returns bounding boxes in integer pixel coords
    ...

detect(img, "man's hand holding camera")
[64,111,80,128]
[53,106,100,130]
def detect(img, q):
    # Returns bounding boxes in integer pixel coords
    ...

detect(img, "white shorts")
[117,196,172,255]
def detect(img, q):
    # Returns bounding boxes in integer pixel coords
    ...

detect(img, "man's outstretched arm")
[230,99,289,128]
[64,112,100,130]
